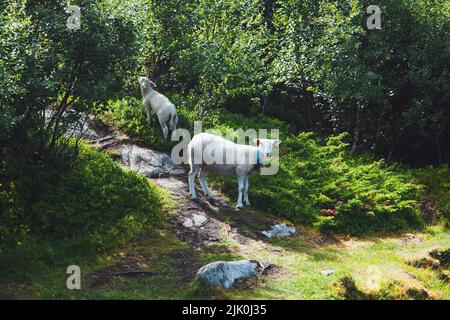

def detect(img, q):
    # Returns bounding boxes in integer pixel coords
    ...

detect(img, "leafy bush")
[1,0,141,159]
[0,143,165,258]
[414,166,450,226]
[272,0,450,164]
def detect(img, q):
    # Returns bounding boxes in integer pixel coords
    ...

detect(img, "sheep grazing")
[187,132,281,208]
[138,76,178,140]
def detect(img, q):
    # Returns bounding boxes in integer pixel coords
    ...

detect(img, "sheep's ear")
[253,139,260,146]
[273,139,281,146]
[150,81,157,88]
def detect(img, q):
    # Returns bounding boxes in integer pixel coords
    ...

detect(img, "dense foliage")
[271,0,450,165]
[1,0,449,251]
[2,0,449,163]
[0,0,138,159]
[0,143,165,275]
[122,0,450,165]
[253,133,423,234]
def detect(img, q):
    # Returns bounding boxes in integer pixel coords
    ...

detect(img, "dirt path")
[153,175,286,255]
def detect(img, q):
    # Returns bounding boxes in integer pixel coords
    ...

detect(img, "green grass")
[1,143,448,300]
[2,217,448,300]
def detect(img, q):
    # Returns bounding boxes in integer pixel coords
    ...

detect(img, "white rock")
[183,218,194,228]
[196,260,260,289]
[261,224,296,238]
[320,268,335,276]
[192,214,208,227]
[117,144,186,178]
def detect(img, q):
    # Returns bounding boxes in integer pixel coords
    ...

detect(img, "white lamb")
[187,132,281,208]
[138,76,178,140]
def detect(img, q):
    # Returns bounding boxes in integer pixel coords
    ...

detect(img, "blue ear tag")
[256,149,261,165]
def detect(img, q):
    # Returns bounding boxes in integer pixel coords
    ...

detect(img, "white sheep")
[138,76,178,140]
[187,132,281,208]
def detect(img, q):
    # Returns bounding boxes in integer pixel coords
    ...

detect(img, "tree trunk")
[262,0,276,32]
[371,119,382,152]
[387,127,402,161]
[261,95,268,114]
[351,104,361,154]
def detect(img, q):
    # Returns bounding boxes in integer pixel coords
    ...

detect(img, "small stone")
[321,268,335,276]
[183,218,194,228]
[169,168,186,176]
[262,224,296,238]
[192,214,208,227]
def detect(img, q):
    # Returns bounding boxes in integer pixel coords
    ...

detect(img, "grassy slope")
[1,157,449,300]
[2,215,449,300]
[230,225,450,300]
[2,99,449,299]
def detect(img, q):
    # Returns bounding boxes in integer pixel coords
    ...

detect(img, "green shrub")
[0,142,165,266]
[100,95,288,150]
[97,98,171,150]
[217,131,423,234]
[414,166,450,226]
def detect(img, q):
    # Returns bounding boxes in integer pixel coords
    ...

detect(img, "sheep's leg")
[173,114,178,131]
[159,118,169,141]
[170,114,178,141]
[198,168,213,199]
[188,166,199,200]
[244,176,250,206]
[145,106,153,128]
[148,112,153,128]
[237,176,245,209]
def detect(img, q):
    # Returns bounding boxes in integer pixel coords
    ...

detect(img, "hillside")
[1,114,449,300]
[1,0,449,301]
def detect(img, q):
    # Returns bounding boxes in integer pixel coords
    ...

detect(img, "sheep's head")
[253,138,281,166]
[138,76,157,89]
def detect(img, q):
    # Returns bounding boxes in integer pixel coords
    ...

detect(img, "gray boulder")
[45,110,103,140]
[261,224,296,238]
[66,114,101,140]
[192,214,208,227]
[116,144,186,178]
[196,260,262,289]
